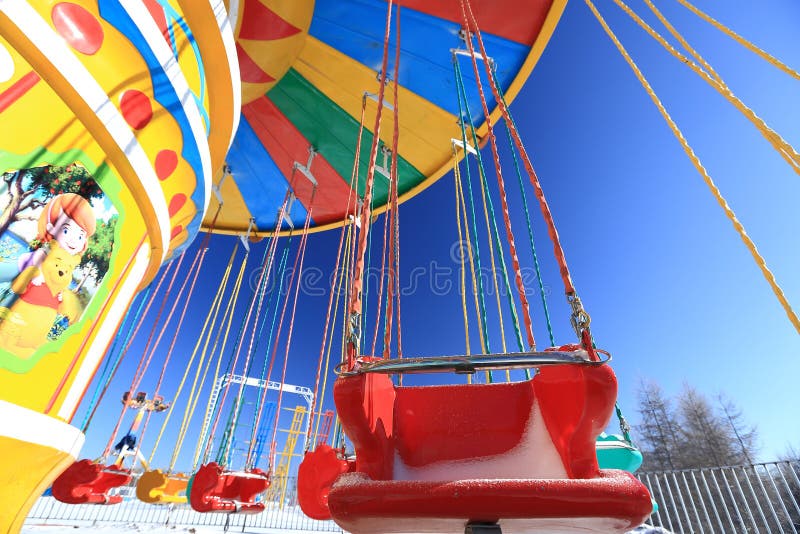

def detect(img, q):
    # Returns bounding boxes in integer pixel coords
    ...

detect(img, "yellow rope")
[149,244,239,467]
[612,0,800,176]
[476,161,509,356]
[675,0,800,82]
[173,248,245,469]
[452,148,471,357]
[455,155,487,356]
[585,0,800,335]
[313,223,352,443]
[190,253,250,469]
[454,157,487,385]
[474,160,513,381]
[642,0,721,84]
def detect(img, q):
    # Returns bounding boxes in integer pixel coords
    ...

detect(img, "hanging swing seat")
[299,350,652,533]
[51,459,131,505]
[136,469,188,504]
[189,462,270,513]
[596,433,644,473]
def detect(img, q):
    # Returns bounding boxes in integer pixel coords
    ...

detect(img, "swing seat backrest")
[189,462,269,514]
[51,459,131,505]
[333,362,618,482]
[136,469,188,504]
[297,444,353,520]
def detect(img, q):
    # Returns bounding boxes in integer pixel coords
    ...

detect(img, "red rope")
[306,222,347,449]
[370,211,389,356]
[202,197,287,464]
[45,235,146,416]
[462,0,576,298]
[306,100,366,445]
[458,0,537,350]
[134,238,213,467]
[265,202,314,468]
[102,253,185,457]
[383,5,402,360]
[347,0,395,368]
[240,193,309,467]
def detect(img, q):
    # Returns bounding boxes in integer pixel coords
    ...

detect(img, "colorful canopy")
[205,0,566,235]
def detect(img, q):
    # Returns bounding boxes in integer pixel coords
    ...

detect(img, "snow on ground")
[22,523,672,534]
[22,524,322,534]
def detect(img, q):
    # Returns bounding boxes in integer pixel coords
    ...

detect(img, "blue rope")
[217,235,283,465]
[80,284,153,433]
[454,60,526,354]
[454,56,529,380]
[490,66,555,346]
[247,242,292,468]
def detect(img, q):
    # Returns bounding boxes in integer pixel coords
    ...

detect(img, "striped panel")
[244,96,355,226]
[266,68,424,206]
[396,0,553,46]
[226,115,310,230]
[294,36,462,180]
[309,0,530,124]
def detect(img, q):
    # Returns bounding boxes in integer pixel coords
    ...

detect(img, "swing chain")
[567,293,591,338]
[348,312,362,354]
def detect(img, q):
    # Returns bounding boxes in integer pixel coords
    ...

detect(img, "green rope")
[490,66,555,346]
[454,56,529,380]
[452,55,491,358]
[202,237,275,465]
[220,233,284,465]
[615,402,634,444]
[247,241,292,468]
[80,284,153,433]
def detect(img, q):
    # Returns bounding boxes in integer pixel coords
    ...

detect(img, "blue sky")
[77,0,799,472]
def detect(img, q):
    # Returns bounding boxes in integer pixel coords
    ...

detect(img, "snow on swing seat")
[300,354,653,533]
[51,459,131,505]
[135,469,188,504]
[188,462,270,514]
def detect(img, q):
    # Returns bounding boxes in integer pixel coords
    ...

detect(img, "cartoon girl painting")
[0,194,97,360]
[3,193,97,279]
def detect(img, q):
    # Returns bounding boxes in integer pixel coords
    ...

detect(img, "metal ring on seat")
[336,349,611,376]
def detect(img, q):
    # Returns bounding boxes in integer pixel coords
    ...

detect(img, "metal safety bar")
[337,349,609,376]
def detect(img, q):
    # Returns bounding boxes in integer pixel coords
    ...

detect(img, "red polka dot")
[155,150,178,180]
[170,225,183,240]
[120,90,153,130]
[51,3,104,55]
[168,194,186,217]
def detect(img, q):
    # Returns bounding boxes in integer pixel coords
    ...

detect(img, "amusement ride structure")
[0,0,797,533]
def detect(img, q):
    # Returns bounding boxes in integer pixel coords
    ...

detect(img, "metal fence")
[639,460,800,533]
[25,476,342,533]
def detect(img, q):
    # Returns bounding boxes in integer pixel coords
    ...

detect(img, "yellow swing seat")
[136,469,189,504]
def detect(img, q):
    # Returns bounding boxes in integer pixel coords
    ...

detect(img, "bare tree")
[717,393,758,465]
[635,379,683,470]
[678,384,740,467]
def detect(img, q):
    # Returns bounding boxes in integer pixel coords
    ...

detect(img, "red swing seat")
[51,459,131,505]
[299,358,653,533]
[189,462,270,514]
